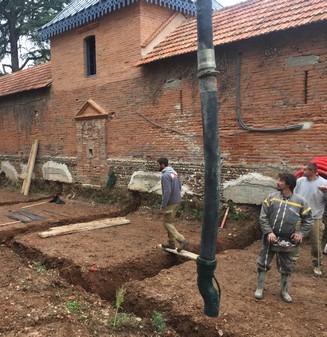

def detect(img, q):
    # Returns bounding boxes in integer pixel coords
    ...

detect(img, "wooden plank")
[21,141,35,194]
[39,217,131,238]
[159,244,199,260]
[22,139,39,196]
[21,201,48,209]
[0,220,21,227]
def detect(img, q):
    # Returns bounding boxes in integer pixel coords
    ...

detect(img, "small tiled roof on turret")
[41,0,223,40]
[138,0,327,65]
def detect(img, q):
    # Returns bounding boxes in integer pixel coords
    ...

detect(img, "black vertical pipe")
[196,0,221,317]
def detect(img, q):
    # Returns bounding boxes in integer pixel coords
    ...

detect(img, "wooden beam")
[0,220,21,227]
[159,244,199,260]
[21,142,35,194]
[21,201,48,209]
[22,139,39,196]
[39,217,131,238]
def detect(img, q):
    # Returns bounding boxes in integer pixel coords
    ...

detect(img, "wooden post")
[21,143,34,194]
[21,139,39,196]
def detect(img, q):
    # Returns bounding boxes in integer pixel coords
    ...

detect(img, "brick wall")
[0,89,50,155]
[0,4,326,190]
[218,25,327,167]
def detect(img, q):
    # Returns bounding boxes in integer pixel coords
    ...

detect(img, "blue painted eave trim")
[41,0,197,39]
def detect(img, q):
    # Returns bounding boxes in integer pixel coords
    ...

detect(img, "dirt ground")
[0,184,326,337]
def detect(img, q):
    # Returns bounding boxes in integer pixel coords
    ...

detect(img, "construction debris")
[6,210,42,223]
[7,212,31,223]
[17,210,42,221]
[49,195,65,204]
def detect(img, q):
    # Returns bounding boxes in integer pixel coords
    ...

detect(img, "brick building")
[0,0,326,194]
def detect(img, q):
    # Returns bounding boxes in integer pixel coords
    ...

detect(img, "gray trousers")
[257,235,293,274]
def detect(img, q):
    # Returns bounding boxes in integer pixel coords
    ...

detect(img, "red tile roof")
[138,0,327,65]
[0,63,52,98]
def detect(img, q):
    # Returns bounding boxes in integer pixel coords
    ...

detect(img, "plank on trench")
[159,244,199,260]
[39,217,131,238]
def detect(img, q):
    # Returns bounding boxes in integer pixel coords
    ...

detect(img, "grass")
[152,311,166,334]
[191,208,203,220]
[32,261,47,274]
[227,206,244,221]
[66,300,81,312]
[111,286,127,330]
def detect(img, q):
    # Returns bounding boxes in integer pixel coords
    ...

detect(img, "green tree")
[0,0,68,73]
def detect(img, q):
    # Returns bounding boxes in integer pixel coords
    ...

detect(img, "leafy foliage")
[0,0,68,73]
[152,311,166,334]
[111,287,127,329]
[105,171,117,190]
[65,300,81,312]
[32,261,47,274]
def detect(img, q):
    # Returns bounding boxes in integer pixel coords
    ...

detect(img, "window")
[85,35,96,76]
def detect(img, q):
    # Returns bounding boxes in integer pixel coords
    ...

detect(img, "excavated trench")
[7,235,228,337]
[9,237,184,301]
[0,193,260,336]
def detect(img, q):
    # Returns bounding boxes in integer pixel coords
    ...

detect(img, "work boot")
[177,240,188,252]
[313,266,322,277]
[280,274,292,303]
[254,271,266,300]
[161,242,176,249]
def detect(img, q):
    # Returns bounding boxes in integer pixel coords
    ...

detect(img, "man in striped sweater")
[255,172,313,303]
